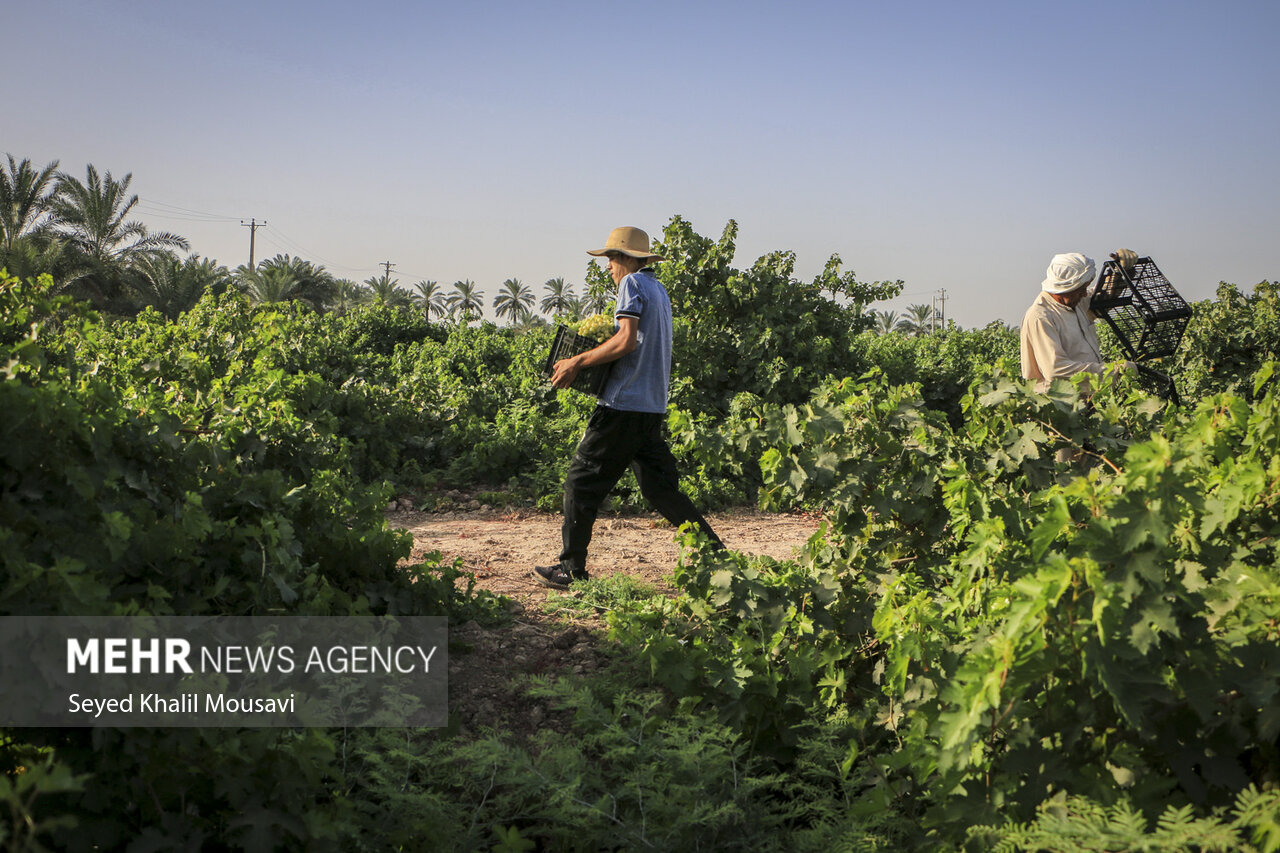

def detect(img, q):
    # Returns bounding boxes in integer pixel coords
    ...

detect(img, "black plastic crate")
[542,325,612,397]
[1090,256,1192,361]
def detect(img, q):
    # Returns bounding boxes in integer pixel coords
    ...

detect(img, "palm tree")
[0,234,74,285]
[492,277,534,324]
[238,264,307,305]
[510,306,548,333]
[562,294,590,323]
[412,280,447,319]
[872,310,902,335]
[0,155,60,252]
[255,254,335,309]
[447,279,484,323]
[50,164,189,309]
[899,303,937,337]
[0,157,77,286]
[361,273,412,309]
[131,253,233,319]
[329,279,362,314]
[539,277,576,318]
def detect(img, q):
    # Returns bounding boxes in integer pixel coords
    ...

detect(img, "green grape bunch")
[575,313,615,343]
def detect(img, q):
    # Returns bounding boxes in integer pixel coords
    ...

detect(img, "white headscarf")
[1041,253,1095,294]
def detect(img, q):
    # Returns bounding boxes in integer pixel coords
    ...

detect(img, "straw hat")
[1041,252,1095,295]
[587,226,665,262]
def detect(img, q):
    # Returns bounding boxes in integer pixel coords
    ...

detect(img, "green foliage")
[333,679,904,851]
[491,824,537,852]
[544,572,663,619]
[849,321,1021,420]
[966,787,1280,852]
[130,252,234,320]
[0,269,506,847]
[1173,280,1280,402]
[328,299,449,356]
[668,391,775,507]
[56,292,430,497]
[653,215,902,416]
[610,540,862,759]
[392,320,593,499]
[648,216,915,505]
[0,751,87,853]
[611,362,1280,845]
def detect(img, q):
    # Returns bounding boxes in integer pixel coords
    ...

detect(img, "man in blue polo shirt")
[534,226,723,589]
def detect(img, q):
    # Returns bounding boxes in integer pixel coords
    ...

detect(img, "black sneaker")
[532,565,586,590]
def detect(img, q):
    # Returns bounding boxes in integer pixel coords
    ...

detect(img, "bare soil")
[387,506,820,739]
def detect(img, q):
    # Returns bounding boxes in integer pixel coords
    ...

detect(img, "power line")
[265,223,363,272]
[131,194,463,286]
[137,197,240,219]
[135,205,241,224]
[394,269,437,283]
[135,195,363,273]
[254,233,364,276]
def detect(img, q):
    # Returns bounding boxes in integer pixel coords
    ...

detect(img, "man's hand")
[549,317,639,391]
[550,355,582,389]
[1105,360,1137,380]
[1110,248,1138,274]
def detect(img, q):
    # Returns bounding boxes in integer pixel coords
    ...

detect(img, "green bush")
[654,216,901,416]
[0,271,504,848]
[612,362,1280,845]
[5,247,1278,848]
[850,321,1021,420]
[1174,280,1280,402]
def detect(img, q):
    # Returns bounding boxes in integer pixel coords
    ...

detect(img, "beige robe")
[1020,291,1104,393]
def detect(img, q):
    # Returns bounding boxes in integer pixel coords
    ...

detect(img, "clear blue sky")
[9,0,1277,328]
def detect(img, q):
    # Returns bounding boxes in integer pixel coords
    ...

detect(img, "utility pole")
[241,218,266,271]
[381,260,396,280]
[936,288,947,329]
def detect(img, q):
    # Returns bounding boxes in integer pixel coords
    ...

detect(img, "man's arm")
[550,316,639,389]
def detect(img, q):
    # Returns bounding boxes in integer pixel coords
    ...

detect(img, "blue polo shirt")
[600,269,672,414]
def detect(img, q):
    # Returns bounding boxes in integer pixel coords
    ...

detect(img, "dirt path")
[392,507,820,606]
[387,507,821,738]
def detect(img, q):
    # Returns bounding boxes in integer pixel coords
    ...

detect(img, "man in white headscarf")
[1020,249,1137,394]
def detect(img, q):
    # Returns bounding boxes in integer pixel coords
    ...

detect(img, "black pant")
[559,406,722,574]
